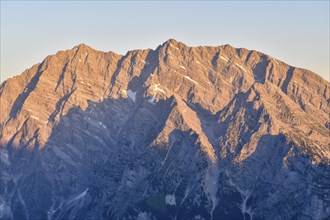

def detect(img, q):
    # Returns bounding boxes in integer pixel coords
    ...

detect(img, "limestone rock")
[0,39,329,219]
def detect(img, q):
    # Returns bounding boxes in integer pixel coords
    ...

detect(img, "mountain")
[0,39,329,220]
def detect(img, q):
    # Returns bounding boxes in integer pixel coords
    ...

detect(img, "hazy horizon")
[1,1,329,82]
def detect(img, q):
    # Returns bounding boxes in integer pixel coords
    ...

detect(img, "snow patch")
[220,78,234,88]
[74,188,89,201]
[161,141,174,167]
[0,203,4,216]
[140,60,150,65]
[30,115,47,124]
[30,115,39,120]
[137,212,152,220]
[204,165,219,220]
[220,56,229,62]
[241,191,253,220]
[121,89,127,97]
[0,149,10,166]
[98,122,107,129]
[150,84,165,94]
[184,76,199,84]
[147,95,156,105]
[169,43,179,50]
[16,191,28,219]
[165,194,176,206]
[272,58,279,65]
[52,145,75,166]
[228,180,254,220]
[180,187,191,206]
[179,65,186,70]
[193,215,205,220]
[127,90,136,102]
[235,63,247,72]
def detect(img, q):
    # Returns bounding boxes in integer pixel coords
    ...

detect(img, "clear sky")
[1,1,329,82]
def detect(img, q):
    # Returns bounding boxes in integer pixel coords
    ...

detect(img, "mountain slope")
[0,39,329,219]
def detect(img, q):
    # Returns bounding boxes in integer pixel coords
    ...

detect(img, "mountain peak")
[163,38,179,45]
[71,43,97,54]
[161,38,187,49]
[0,40,329,156]
[73,43,91,49]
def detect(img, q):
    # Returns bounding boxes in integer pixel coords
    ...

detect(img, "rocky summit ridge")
[0,39,329,219]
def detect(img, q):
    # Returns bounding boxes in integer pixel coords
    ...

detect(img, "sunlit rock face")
[0,39,329,220]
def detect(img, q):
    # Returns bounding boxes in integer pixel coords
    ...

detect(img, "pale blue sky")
[1,1,329,82]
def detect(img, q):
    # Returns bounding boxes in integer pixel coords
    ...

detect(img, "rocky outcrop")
[0,39,329,219]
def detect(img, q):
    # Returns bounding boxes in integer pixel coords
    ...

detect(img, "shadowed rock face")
[0,39,329,220]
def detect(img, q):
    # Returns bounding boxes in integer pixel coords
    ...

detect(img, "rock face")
[0,39,329,220]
